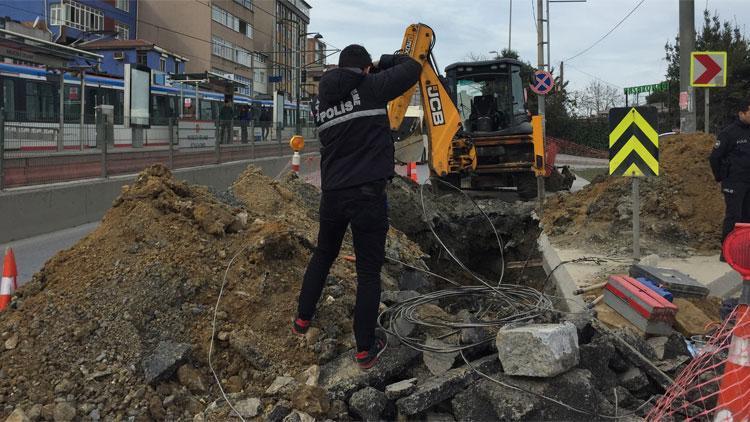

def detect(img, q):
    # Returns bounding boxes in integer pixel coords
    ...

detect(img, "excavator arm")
[388,24,475,177]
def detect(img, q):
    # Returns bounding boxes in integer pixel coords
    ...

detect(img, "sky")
[308,0,750,93]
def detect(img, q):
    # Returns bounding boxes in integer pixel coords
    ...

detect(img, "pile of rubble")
[0,165,425,421]
[543,133,723,256]
[0,165,700,421]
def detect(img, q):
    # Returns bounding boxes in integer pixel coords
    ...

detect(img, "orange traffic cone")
[407,162,418,183]
[0,247,18,311]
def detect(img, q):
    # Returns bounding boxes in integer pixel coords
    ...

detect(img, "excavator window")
[447,60,527,135]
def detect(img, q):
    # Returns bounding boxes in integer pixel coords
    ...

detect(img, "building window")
[239,20,253,39]
[212,36,234,61]
[116,0,129,12]
[234,75,252,95]
[115,22,129,39]
[56,0,103,31]
[211,6,239,32]
[212,36,251,67]
[159,57,167,72]
[234,0,252,10]
[50,4,62,25]
[137,51,147,66]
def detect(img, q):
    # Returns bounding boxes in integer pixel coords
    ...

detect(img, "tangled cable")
[378,176,654,419]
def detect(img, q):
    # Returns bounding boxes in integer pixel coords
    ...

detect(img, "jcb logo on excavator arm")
[426,85,445,126]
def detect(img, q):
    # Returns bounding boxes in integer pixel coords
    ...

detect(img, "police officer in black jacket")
[710,99,750,256]
[291,44,421,369]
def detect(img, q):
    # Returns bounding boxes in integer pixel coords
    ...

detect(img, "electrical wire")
[378,177,658,419]
[208,244,251,422]
[564,0,647,62]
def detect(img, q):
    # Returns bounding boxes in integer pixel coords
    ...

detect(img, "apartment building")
[0,0,137,43]
[303,36,327,99]
[273,0,310,103]
[137,0,272,97]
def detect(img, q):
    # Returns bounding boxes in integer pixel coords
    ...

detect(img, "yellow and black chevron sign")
[609,107,659,176]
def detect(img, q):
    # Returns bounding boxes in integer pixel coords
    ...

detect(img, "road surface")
[2,222,99,285]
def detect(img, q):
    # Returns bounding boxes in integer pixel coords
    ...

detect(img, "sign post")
[609,107,659,261]
[690,51,727,134]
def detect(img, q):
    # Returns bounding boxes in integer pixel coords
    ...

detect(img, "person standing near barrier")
[219,98,233,144]
[260,107,271,141]
[291,44,421,369]
[240,105,251,144]
[710,99,750,261]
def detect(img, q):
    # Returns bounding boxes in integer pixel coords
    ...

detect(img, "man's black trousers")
[722,181,750,242]
[297,180,388,352]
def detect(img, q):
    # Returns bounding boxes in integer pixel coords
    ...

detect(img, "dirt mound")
[543,133,723,255]
[0,165,425,421]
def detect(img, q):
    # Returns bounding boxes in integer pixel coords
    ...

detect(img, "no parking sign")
[530,70,555,95]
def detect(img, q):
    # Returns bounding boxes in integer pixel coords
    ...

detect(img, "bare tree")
[576,80,624,116]
[464,52,489,62]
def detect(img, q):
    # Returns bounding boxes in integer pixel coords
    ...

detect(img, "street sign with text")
[624,82,668,95]
[690,52,727,87]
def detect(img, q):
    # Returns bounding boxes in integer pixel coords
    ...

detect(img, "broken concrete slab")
[578,336,617,391]
[596,323,673,391]
[265,376,297,396]
[399,269,430,291]
[380,289,420,305]
[385,378,417,400]
[423,338,458,376]
[396,354,498,416]
[707,270,742,298]
[141,341,191,385]
[495,322,579,377]
[619,367,649,392]
[452,368,608,421]
[319,344,421,400]
[647,333,690,361]
[349,387,388,422]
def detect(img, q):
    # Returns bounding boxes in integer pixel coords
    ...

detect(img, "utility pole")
[508,0,513,52]
[536,0,546,209]
[679,0,696,132]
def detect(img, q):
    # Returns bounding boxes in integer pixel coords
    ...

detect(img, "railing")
[0,111,319,190]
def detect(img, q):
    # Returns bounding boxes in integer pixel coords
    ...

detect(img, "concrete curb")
[538,233,587,313]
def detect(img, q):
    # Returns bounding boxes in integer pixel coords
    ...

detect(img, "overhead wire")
[564,0,647,62]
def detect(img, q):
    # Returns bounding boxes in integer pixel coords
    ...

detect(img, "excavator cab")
[446,59,531,135]
[389,23,559,198]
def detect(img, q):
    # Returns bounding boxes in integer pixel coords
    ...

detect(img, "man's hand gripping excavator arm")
[387,24,476,177]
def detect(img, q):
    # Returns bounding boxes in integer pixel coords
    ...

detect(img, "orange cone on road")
[407,162,418,183]
[0,247,18,311]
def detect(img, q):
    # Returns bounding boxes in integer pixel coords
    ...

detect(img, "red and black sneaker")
[355,333,388,370]
[292,318,311,336]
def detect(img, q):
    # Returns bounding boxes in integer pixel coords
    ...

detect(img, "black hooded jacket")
[710,119,750,183]
[313,54,421,191]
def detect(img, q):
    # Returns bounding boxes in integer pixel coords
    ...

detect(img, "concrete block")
[495,322,579,377]
[319,344,420,400]
[396,354,498,416]
[707,270,743,298]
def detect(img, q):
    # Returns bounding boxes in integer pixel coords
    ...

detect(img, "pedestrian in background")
[710,99,750,260]
[240,105,251,144]
[260,106,272,141]
[219,98,234,144]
